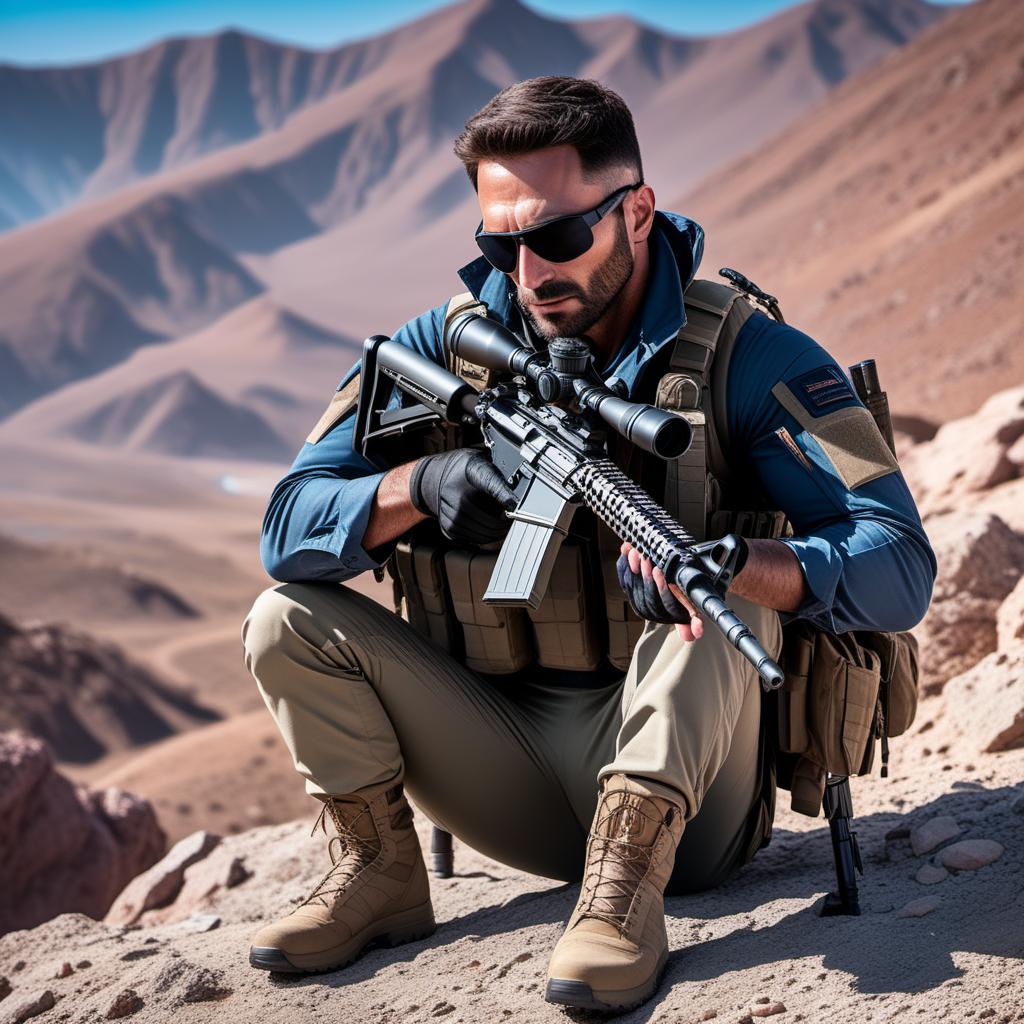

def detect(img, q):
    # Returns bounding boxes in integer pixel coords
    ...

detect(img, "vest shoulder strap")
[444,291,497,388]
[656,279,755,539]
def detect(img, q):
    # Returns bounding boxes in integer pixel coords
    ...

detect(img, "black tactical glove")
[616,552,694,624]
[616,536,749,624]
[409,448,517,545]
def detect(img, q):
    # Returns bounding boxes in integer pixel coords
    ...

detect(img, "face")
[476,146,649,341]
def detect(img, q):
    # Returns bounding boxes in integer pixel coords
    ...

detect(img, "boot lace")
[301,797,381,907]
[576,790,669,935]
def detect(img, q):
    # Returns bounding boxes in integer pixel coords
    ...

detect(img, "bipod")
[821,774,863,916]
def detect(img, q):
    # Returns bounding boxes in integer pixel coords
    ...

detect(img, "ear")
[628,185,656,244]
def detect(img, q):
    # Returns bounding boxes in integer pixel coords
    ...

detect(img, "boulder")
[911,512,1024,692]
[996,575,1024,649]
[901,386,1024,515]
[937,839,1004,871]
[910,816,961,856]
[0,733,165,937]
[941,642,1024,753]
[105,831,221,926]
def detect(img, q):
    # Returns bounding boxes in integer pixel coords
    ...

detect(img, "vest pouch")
[856,631,920,738]
[393,541,459,654]
[777,623,814,754]
[526,540,602,671]
[444,549,533,674]
[807,631,882,778]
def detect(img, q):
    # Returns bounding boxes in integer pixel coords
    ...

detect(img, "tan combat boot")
[545,773,685,1011]
[249,780,436,973]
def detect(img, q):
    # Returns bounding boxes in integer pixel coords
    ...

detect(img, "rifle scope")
[448,312,691,460]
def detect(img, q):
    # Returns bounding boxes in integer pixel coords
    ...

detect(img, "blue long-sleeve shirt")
[259,210,936,635]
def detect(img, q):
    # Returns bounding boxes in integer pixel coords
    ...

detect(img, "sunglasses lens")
[476,234,518,273]
[527,216,594,264]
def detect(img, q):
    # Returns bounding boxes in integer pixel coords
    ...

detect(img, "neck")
[584,239,651,371]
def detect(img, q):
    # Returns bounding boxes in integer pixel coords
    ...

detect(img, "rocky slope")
[0,732,165,938]
[0,612,219,763]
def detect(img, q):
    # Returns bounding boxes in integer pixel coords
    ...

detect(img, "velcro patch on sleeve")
[771,379,899,490]
[785,364,859,418]
[306,373,360,444]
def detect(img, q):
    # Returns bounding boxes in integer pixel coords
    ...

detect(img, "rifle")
[353,312,784,690]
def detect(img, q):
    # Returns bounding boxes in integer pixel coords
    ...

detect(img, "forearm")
[727,538,808,613]
[362,460,427,552]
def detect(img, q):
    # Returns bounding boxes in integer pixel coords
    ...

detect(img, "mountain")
[0,0,944,426]
[0,532,199,628]
[65,369,293,460]
[0,611,220,763]
[0,295,359,454]
[678,0,1022,422]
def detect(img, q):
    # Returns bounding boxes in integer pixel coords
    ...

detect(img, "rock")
[74,961,91,970]
[105,989,144,1019]
[153,960,232,1005]
[106,830,221,925]
[910,512,1024,693]
[915,863,949,885]
[52,963,72,979]
[900,386,1024,515]
[910,816,962,856]
[0,732,165,936]
[937,839,1004,871]
[181,913,221,933]
[942,643,1024,752]
[9,990,55,1023]
[997,576,1024,649]
[140,850,249,926]
[897,896,940,918]
[750,1004,787,1018]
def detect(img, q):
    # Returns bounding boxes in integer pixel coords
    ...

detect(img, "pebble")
[897,895,941,918]
[10,990,55,1023]
[74,961,91,971]
[937,839,1004,871]
[910,816,961,856]
[182,913,221,933]
[106,989,144,1020]
[915,863,949,885]
[750,1003,787,1018]
[54,963,73,979]
[701,1013,718,1021]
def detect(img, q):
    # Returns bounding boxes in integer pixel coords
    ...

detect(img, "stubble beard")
[515,213,635,343]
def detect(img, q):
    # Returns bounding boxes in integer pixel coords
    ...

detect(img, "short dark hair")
[453,76,643,190]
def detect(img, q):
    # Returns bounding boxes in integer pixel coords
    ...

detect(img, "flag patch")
[785,365,859,418]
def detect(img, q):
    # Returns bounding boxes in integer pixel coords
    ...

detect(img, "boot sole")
[545,951,668,1012]
[249,902,437,974]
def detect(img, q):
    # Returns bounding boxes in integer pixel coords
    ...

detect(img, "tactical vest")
[389,279,788,679]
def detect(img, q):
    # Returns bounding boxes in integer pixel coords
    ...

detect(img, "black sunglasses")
[474,182,644,274]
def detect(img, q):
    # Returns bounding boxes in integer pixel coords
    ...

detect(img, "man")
[242,77,936,1011]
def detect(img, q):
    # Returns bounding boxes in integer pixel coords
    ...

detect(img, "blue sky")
[0,0,973,67]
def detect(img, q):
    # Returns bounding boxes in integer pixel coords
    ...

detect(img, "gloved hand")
[409,448,517,545]
[616,547,694,625]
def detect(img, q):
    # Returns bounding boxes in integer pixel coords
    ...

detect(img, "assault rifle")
[353,312,784,691]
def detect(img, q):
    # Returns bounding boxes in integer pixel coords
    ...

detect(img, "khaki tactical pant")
[242,583,783,895]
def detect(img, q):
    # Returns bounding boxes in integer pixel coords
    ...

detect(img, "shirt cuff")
[297,471,391,576]
[778,535,844,633]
